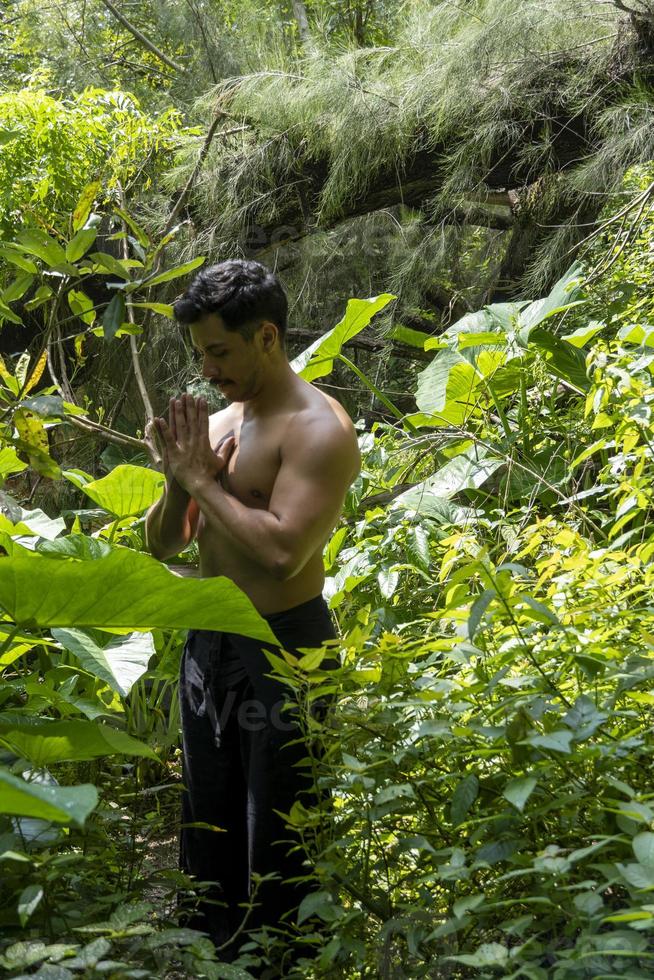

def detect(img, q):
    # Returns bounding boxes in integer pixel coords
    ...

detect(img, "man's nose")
[202,355,215,378]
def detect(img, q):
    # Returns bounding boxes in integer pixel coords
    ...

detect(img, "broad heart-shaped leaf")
[0,719,158,765]
[398,446,503,502]
[426,310,491,348]
[415,350,481,424]
[68,464,165,517]
[52,629,155,697]
[0,766,97,826]
[0,506,65,540]
[517,262,586,341]
[291,294,395,381]
[0,548,278,643]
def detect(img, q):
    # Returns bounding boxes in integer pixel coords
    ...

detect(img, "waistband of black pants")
[261,593,329,625]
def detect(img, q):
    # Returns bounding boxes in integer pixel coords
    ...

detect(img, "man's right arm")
[145,480,199,561]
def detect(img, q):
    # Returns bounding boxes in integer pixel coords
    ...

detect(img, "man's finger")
[215,434,236,469]
[168,397,177,441]
[173,399,187,440]
[182,393,197,437]
[197,396,209,435]
[156,417,176,448]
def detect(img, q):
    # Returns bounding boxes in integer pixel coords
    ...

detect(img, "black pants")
[178,594,337,957]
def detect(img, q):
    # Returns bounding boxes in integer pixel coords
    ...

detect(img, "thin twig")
[96,0,186,73]
[118,184,154,422]
[162,114,247,240]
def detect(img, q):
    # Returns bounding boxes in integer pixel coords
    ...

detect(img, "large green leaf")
[52,629,155,697]
[397,447,503,504]
[415,350,481,424]
[0,506,65,541]
[0,767,97,826]
[0,448,27,480]
[102,293,126,340]
[65,228,97,263]
[16,229,71,271]
[528,327,590,391]
[0,548,278,642]
[0,719,158,765]
[68,464,164,517]
[291,294,395,381]
[517,263,586,341]
[141,256,205,288]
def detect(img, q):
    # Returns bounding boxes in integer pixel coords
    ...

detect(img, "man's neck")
[242,356,299,419]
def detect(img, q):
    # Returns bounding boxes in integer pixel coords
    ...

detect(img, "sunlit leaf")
[292,294,395,381]
[65,228,97,263]
[52,628,155,697]
[503,776,537,812]
[72,181,101,231]
[0,548,278,642]
[68,289,96,326]
[0,766,97,826]
[141,256,205,288]
[0,719,158,765]
[69,464,164,517]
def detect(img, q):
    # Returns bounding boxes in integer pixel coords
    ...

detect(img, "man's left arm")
[189,415,359,580]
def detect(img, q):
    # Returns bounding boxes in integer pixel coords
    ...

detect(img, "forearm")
[145,479,193,561]
[190,476,291,579]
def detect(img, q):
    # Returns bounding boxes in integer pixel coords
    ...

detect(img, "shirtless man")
[144,259,360,968]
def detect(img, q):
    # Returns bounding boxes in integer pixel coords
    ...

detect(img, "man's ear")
[260,321,278,352]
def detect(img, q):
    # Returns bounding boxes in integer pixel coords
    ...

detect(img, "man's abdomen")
[198,522,327,616]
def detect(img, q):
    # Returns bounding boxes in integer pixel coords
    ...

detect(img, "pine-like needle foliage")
[172,0,654,291]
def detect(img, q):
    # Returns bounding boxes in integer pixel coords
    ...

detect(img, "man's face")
[189,313,266,402]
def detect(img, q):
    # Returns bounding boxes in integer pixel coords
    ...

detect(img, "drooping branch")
[164,114,248,239]
[229,116,586,257]
[96,0,186,74]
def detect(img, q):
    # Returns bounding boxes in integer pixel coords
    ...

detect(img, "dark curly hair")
[173,259,288,343]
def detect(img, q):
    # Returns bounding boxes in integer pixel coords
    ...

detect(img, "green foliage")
[256,174,654,975]
[1,57,654,972]
[0,89,181,236]
[292,292,395,379]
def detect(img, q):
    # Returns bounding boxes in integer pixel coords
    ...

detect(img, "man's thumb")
[216,434,236,466]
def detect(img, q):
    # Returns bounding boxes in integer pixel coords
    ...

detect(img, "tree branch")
[286,328,432,362]
[163,114,248,239]
[96,0,186,73]
[117,185,154,423]
[65,413,146,452]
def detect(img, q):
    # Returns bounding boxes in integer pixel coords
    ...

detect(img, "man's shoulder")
[208,403,238,429]
[285,387,361,472]
[291,386,355,437]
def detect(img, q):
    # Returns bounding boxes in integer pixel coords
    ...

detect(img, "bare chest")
[210,415,283,509]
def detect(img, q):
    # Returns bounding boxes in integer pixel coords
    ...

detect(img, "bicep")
[269,427,358,560]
